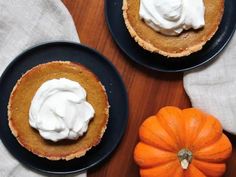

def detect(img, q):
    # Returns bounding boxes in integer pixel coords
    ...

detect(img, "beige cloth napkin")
[184,33,236,134]
[0,0,86,176]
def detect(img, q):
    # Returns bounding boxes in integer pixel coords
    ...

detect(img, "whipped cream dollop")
[139,0,205,36]
[29,78,95,142]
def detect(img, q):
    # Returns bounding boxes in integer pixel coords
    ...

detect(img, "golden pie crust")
[123,0,224,57]
[8,61,109,160]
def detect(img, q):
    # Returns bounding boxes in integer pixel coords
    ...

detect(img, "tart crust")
[123,0,224,57]
[8,61,109,160]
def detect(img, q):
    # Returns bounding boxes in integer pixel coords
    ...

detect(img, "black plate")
[105,0,236,72]
[0,42,128,175]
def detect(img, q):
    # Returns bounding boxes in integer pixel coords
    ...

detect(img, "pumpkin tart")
[8,61,109,160]
[123,0,224,57]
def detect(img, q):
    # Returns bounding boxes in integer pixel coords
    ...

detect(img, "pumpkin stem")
[177,148,192,170]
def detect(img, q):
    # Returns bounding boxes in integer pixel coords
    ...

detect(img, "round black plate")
[105,0,236,72]
[0,42,128,175]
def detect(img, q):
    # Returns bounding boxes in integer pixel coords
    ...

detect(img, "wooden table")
[63,1,235,176]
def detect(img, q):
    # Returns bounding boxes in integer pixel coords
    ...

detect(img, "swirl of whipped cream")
[29,78,95,142]
[139,0,205,36]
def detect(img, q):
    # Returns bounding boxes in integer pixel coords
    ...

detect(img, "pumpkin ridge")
[157,114,182,148]
[194,134,232,163]
[192,159,226,177]
[182,108,207,149]
[140,159,177,169]
[140,116,178,152]
[191,164,208,177]
[190,111,208,143]
[185,163,207,177]
[191,116,223,151]
[157,107,186,148]
[141,123,177,152]
[134,142,177,168]
[173,166,184,177]
[140,160,179,177]
[194,148,232,161]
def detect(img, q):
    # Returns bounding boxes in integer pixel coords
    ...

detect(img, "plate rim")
[104,0,236,72]
[0,41,129,175]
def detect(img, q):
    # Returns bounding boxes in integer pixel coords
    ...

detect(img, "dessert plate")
[105,0,236,72]
[0,42,128,174]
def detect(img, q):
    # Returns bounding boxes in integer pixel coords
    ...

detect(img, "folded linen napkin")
[0,0,86,176]
[184,33,236,134]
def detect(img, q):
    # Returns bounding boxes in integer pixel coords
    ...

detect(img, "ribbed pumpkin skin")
[134,106,232,177]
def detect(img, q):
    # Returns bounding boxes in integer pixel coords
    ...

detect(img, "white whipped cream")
[29,78,95,142]
[139,0,205,36]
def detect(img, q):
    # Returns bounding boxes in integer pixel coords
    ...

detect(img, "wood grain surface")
[63,0,235,177]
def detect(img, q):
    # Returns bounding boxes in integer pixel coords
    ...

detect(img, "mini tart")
[8,61,109,160]
[123,0,224,57]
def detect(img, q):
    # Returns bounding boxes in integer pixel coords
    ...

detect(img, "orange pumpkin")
[134,106,232,177]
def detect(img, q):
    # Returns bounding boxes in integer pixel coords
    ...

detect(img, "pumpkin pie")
[8,61,109,160]
[123,0,224,57]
